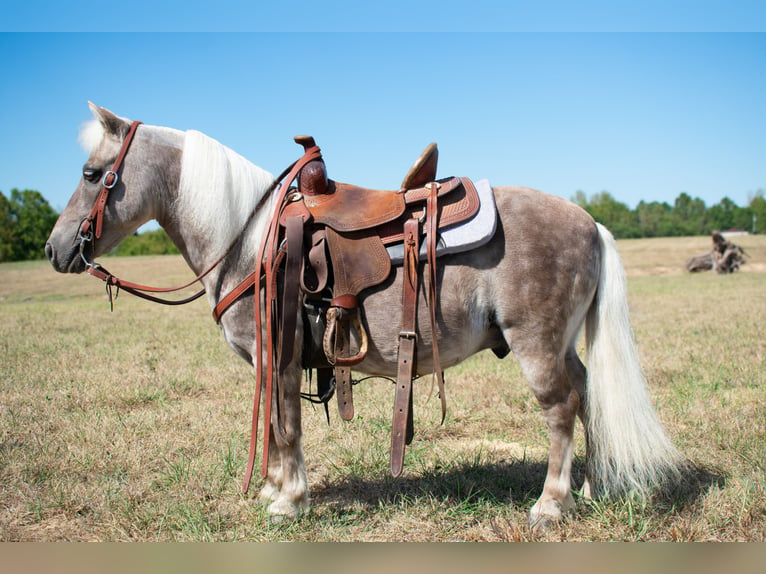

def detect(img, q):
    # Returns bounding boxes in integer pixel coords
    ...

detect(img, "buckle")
[102,170,119,189]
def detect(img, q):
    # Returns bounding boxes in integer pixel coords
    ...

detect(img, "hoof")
[267,492,310,521]
[528,514,555,533]
[268,510,294,525]
[528,494,574,531]
[267,498,303,521]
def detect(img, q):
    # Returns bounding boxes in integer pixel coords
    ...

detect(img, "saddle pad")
[386,179,497,264]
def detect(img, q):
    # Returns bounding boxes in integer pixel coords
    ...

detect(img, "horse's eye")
[83,167,102,183]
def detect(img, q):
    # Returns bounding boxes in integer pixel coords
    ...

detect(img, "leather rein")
[76,120,306,312]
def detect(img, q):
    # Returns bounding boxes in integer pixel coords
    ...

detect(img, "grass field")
[1,235,764,541]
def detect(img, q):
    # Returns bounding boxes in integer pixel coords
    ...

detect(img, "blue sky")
[1,5,765,219]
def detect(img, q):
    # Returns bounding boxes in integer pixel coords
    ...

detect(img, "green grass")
[1,238,765,541]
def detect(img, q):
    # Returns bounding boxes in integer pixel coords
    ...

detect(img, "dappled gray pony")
[46,104,683,527]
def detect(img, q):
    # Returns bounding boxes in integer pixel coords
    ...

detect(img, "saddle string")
[425,182,447,423]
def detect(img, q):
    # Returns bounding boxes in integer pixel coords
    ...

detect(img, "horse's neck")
[164,129,274,278]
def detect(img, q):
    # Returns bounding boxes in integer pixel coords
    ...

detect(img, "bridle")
[75,119,317,315]
[74,119,218,307]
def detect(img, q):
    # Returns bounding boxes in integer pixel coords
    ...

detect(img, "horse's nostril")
[45,242,54,262]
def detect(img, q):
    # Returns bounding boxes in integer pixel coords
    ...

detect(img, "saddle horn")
[294,135,328,196]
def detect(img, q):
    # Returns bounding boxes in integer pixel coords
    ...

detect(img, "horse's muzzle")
[45,240,85,274]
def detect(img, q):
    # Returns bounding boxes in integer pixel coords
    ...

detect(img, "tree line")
[572,190,766,238]
[0,188,178,263]
[1,187,764,263]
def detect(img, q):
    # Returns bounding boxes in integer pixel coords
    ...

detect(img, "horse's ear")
[87,101,130,138]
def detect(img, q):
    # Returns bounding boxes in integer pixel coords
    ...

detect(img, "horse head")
[46,103,182,273]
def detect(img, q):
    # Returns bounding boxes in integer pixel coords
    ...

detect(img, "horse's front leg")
[257,426,282,504]
[260,362,309,520]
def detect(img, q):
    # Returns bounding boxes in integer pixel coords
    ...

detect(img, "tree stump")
[686,231,747,274]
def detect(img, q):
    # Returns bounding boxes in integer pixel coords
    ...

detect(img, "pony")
[46,103,683,528]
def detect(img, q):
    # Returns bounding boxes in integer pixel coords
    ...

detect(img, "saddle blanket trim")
[386,179,496,265]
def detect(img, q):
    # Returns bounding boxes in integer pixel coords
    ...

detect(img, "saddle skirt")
[385,178,496,264]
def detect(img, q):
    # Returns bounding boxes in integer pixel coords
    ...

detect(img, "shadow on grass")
[310,458,725,514]
[655,461,726,509]
[312,459,566,511]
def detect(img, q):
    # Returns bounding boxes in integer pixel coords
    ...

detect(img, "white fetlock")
[258,482,280,504]
[580,476,593,500]
[268,493,310,521]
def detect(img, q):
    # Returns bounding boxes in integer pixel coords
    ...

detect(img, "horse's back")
[493,185,598,254]
[357,185,601,374]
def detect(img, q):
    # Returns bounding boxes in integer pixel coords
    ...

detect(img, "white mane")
[178,130,275,258]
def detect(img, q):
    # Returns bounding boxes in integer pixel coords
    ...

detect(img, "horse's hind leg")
[512,341,580,528]
[565,347,593,499]
[566,347,591,498]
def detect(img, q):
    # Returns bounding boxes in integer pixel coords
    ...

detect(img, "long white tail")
[585,223,683,495]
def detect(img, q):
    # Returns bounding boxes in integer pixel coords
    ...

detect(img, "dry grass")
[1,237,765,541]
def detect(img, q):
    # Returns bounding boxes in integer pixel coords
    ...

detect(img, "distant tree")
[572,190,589,209]
[572,191,640,238]
[0,189,59,262]
[707,196,754,232]
[0,193,14,261]
[671,193,707,236]
[707,197,737,231]
[108,228,180,256]
[748,190,766,234]
[636,200,674,237]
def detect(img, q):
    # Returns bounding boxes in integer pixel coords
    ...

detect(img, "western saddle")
[215,136,480,492]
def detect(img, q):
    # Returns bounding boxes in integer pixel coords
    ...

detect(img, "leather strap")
[278,215,305,375]
[211,271,257,322]
[391,217,420,477]
[425,182,447,422]
[242,146,322,493]
[323,306,358,421]
[80,120,143,240]
[334,359,355,421]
